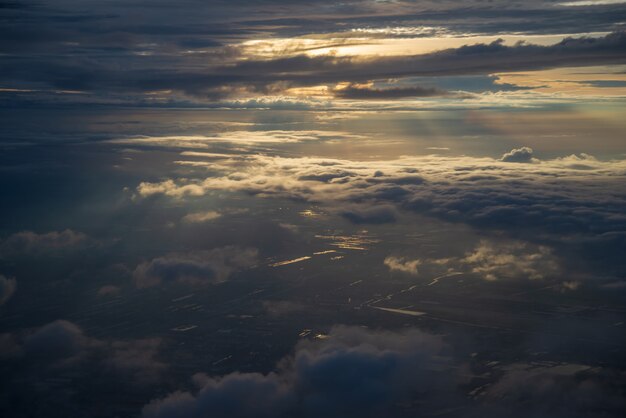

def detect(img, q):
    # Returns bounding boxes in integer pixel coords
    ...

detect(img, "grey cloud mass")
[0,229,91,257]
[142,324,625,418]
[136,150,626,277]
[2,0,626,104]
[22,320,165,381]
[137,151,626,236]
[2,2,626,417]
[0,319,166,416]
[133,246,258,288]
[332,84,457,100]
[23,32,626,100]
[142,325,451,418]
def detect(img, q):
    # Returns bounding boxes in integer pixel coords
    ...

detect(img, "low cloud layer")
[143,325,451,418]
[0,319,166,416]
[141,324,625,418]
[384,256,421,275]
[182,210,222,223]
[18,320,165,383]
[0,229,91,258]
[481,363,626,418]
[111,131,364,149]
[460,240,559,281]
[388,239,560,281]
[133,246,258,288]
[332,84,457,100]
[135,149,626,277]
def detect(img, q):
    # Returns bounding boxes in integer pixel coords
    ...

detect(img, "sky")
[1,1,626,417]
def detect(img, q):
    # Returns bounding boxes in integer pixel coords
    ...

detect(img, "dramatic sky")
[1,1,626,417]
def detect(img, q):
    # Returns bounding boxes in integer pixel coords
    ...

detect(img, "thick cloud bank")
[142,325,626,418]
[133,247,258,288]
[0,320,166,416]
[143,325,450,418]
[136,150,626,276]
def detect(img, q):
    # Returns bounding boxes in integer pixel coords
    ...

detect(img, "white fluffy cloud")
[460,240,559,280]
[389,239,560,281]
[111,131,365,149]
[500,146,538,163]
[384,256,421,275]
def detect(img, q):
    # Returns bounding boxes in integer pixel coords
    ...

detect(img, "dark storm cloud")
[60,32,626,98]
[6,1,623,48]
[133,246,258,288]
[142,325,453,418]
[2,0,626,103]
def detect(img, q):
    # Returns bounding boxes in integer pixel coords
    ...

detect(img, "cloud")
[414,238,560,281]
[24,319,88,359]
[135,32,626,100]
[338,204,397,224]
[559,0,626,6]
[4,14,626,105]
[481,363,626,418]
[136,150,626,236]
[182,210,222,223]
[0,320,166,418]
[460,240,559,280]
[16,320,165,384]
[142,325,451,418]
[133,247,258,288]
[135,149,626,277]
[500,146,538,163]
[332,84,456,100]
[111,131,364,149]
[97,285,121,297]
[0,229,91,257]
[384,256,421,275]
[0,274,16,305]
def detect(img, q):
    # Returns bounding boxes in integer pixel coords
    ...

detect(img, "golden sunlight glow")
[495,66,626,96]
[239,32,610,59]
